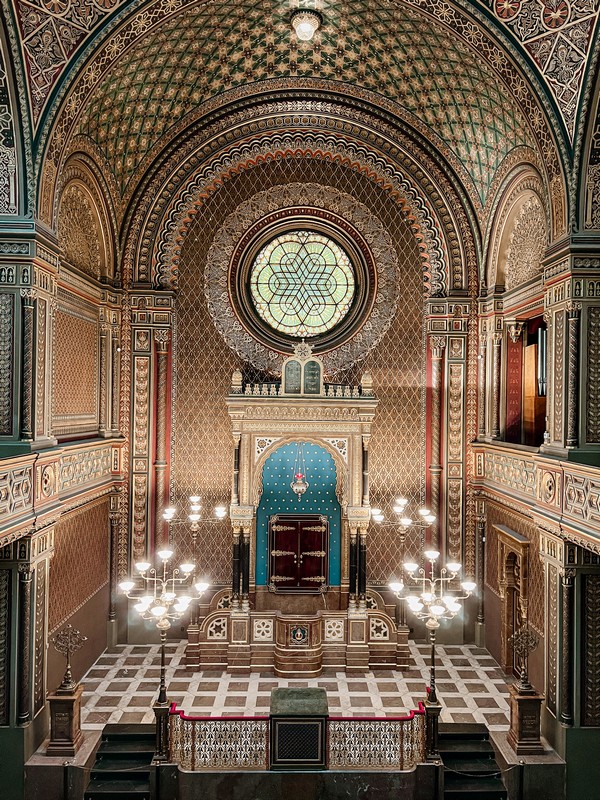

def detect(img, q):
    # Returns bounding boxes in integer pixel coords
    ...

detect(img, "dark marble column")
[349,528,358,611]
[232,528,241,610]
[17,566,33,724]
[560,569,575,725]
[241,529,250,611]
[566,303,581,448]
[358,530,367,609]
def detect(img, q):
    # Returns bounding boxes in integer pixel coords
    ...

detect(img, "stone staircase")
[84,723,154,800]
[439,723,507,799]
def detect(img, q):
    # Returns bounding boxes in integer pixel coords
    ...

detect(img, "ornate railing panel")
[327,705,426,770]
[169,704,426,771]
[169,708,269,770]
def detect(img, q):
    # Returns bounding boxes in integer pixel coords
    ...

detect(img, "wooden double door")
[268,514,328,592]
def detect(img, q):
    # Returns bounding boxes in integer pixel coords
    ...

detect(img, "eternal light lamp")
[290,9,322,41]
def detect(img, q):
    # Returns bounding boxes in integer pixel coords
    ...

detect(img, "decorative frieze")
[59,446,112,492]
[0,463,33,518]
[483,452,536,496]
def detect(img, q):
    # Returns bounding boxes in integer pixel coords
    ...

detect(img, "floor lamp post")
[119,550,209,762]
[390,550,475,759]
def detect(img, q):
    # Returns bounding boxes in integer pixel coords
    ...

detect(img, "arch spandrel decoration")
[113,97,477,297]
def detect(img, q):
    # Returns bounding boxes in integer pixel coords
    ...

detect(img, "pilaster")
[542,247,600,462]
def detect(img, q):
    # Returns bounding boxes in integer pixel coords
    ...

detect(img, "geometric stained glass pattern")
[250,231,355,337]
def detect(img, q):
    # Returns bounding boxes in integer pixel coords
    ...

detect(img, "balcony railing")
[168,703,426,771]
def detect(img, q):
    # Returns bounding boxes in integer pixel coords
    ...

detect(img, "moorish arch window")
[230,213,376,356]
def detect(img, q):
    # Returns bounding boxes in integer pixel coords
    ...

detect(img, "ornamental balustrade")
[168,703,426,771]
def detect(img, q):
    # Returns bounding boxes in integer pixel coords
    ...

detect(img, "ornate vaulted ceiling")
[21,0,575,231]
[72,0,533,206]
[10,0,598,142]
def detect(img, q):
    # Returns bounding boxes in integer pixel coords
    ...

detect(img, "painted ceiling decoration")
[486,0,599,136]
[34,0,567,227]
[9,0,596,148]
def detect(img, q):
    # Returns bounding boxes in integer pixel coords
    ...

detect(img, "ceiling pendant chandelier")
[291,442,309,499]
[290,9,322,41]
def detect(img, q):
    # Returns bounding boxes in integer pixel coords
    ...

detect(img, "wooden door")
[269,514,328,593]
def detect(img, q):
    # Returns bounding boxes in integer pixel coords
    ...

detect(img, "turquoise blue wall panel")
[256,442,341,586]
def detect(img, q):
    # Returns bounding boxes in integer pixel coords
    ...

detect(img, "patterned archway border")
[153,139,448,297]
[120,98,474,295]
[204,183,400,374]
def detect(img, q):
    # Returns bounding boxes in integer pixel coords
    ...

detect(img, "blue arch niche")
[255,441,341,587]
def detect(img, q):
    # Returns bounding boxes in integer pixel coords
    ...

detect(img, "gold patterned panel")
[48,498,110,634]
[174,158,424,585]
[53,305,98,428]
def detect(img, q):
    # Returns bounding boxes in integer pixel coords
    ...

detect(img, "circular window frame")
[229,209,376,355]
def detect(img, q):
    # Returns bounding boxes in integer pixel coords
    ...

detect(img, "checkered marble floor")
[81,643,511,733]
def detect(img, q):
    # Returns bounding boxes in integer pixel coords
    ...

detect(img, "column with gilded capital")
[477,335,487,439]
[154,329,171,547]
[98,323,109,436]
[566,302,581,448]
[20,288,36,441]
[429,337,446,548]
[491,332,502,439]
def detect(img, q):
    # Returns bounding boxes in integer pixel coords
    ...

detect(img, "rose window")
[249,231,356,337]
